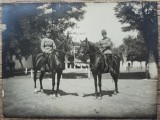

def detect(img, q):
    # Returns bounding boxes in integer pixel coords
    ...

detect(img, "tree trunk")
[140,61,142,70]
[17,56,24,69]
[131,61,133,67]
[148,51,157,79]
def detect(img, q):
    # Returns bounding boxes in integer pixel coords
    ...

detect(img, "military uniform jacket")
[41,38,56,53]
[99,37,113,54]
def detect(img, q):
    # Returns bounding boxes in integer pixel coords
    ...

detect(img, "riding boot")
[41,53,47,71]
[108,55,115,74]
[104,55,109,71]
[62,63,65,70]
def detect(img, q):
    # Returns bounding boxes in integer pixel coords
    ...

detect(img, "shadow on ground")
[42,89,79,96]
[83,90,115,97]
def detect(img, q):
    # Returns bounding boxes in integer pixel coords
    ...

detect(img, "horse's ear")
[85,37,88,41]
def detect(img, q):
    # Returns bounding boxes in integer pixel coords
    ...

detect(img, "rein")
[54,49,71,55]
[84,40,101,56]
[54,49,65,53]
[53,39,72,55]
[89,49,101,56]
[83,49,100,56]
[57,39,66,48]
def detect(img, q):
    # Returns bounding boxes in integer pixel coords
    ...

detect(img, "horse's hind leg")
[52,72,56,97]
[98,73,102,98]
[56,71,62,97]
[92,72,98,98]
[110,72,119,94]
[39,70,45,93]
[114,77,119,94]
[34,70,38,93]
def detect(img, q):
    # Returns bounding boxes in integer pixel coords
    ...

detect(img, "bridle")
[54,39,73,55]
[81,40,100,56]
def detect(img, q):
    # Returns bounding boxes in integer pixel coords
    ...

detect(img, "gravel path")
[3,75,157,119]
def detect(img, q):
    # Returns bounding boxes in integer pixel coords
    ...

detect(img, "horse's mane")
[88,41,100,50]
[54,39,62,47]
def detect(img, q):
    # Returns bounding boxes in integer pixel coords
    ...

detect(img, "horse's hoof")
[34,89,38,94]
[52,93,56,99]
[95,95,98,99]
[56,93,61,98]
[94,93,98,99]
[114,90,118,95]
[40,89,44,93]
[98,96,102,100]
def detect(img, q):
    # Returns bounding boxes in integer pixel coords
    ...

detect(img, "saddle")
[41,53,51,72]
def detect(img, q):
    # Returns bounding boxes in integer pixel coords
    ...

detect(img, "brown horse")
[32,38,73,98]
[77,38,120,99]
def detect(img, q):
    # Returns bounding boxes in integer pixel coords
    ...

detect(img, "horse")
[32,38,74,97]
[77,38,120,99]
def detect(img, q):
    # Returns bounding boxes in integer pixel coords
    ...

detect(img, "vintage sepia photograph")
[2,2,158,118]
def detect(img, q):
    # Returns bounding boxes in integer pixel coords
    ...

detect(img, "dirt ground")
[2,74,157,119]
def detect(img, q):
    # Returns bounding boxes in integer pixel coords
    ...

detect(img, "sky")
[2,3,138,47]
[69,3,137,47]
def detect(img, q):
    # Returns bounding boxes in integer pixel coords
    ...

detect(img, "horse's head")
[77,38,89,58]
[65,38,74,55]
[57,36,74,56]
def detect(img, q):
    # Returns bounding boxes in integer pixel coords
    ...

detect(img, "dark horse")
[32,38,73,97]
[77,38,120,99]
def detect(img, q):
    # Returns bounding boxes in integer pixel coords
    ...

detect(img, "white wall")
[120,61,146,72]
[13,55,33,69]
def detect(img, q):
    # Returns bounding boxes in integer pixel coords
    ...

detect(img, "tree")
[2,3,86,69]
[113,44,125,58]
[123,35,147,63]
[115,2,158,64]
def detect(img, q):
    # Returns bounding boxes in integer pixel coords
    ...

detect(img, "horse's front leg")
[39,70,45,93]
[110,72,119,95]
[98,73,102,99]
[92,72,98,98]
[114,77,119,94]
[34,70,38,94]
[52,71,56,97]
[56,70,62,97]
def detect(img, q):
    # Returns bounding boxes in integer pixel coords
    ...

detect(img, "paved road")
[3,74,157,119]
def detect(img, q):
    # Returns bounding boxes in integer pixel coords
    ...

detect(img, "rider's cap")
[101,29,107,34]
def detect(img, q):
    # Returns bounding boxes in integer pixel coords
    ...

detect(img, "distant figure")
[40,36,56,71]
[99,29,114,72]
[6,59,15,76]
[128,63,131,72]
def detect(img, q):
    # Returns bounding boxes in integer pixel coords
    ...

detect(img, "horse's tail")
[32,54,37,69]
[112,55,121,74]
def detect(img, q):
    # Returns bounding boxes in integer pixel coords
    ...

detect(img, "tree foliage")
[123,35,147,62]
[2,3,86,67]
[115,2,158,64]
[112,44,125,59]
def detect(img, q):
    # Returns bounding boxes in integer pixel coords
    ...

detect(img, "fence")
[27,62,91,79]
[63,62,91,78]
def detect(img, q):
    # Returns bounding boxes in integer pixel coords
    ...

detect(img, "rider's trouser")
[42,52,65,70]
[104,54,113,72]
[41,53,49,71]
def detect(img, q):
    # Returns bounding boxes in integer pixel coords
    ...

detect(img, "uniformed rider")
[99,29,114,72]
[40,36,56,71]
